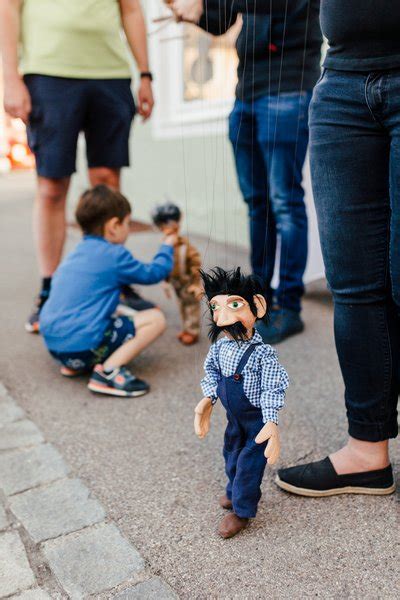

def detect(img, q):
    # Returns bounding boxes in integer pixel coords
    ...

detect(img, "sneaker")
[25,292,49,333]
[275,457,396,497]
[60,366,87,378]
[119,286,156,311]
[88,365,149,397]
[256,307,304,344]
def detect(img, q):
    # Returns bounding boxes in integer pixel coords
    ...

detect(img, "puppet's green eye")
[210,303,218,311]
[228,300,244,310]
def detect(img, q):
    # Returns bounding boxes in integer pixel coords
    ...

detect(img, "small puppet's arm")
[186,243,203,298]
[255,351,289,464]
[195,344,220,438]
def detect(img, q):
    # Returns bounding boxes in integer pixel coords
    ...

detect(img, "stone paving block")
[0,503,10,530]
[0,419,44,451]
[43,523,144,599]
[113,578,178,600]
[10,478,106,543]
[0,443,69,496]
[11,589,52,600]
[0,396,25,426]
[0,531,36,596]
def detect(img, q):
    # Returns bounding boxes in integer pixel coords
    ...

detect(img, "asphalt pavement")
[0,173,398,599]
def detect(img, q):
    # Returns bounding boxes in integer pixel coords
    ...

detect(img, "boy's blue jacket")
[40,235,173,352]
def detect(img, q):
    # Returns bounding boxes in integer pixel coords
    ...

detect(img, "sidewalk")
[0,173,398,598]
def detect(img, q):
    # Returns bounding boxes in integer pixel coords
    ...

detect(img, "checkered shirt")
[200,330,289,424]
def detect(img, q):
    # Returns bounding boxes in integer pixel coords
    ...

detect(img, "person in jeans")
[0,0,155,332]
[170,1,322,343]
[276,0,399,495]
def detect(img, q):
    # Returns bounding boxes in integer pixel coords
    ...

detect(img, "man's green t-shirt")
[20,0,132,79]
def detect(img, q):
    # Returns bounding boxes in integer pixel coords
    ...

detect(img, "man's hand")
[3,76,32,123]
[137,78,154,121]
[255,421,280,465]
[165,0,204,23]
[194,396,213,438]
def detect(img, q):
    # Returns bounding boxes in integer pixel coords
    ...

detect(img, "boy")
[40,185,175,397]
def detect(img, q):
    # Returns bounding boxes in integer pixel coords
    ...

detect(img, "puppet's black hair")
[200,267,268,342]
[151,202,181,227]
[200,266,269,323]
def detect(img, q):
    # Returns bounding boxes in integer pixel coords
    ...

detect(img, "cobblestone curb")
[0,382,178,599]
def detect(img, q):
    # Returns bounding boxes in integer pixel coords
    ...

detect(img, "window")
[147,0,241,139]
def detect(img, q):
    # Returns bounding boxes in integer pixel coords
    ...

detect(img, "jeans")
[309,68,400,442]
[229,92,311,312]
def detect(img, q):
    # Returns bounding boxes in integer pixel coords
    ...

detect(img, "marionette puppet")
[195,267,289,539]
[151,202,202,345]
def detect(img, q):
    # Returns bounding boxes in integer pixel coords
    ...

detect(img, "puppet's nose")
[216,308,235,327]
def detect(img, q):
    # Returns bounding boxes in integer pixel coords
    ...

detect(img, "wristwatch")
[140,71,153,81]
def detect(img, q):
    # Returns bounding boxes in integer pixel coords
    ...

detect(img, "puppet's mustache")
[208,320,249,344]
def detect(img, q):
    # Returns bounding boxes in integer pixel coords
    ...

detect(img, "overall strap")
[236,343,260,375]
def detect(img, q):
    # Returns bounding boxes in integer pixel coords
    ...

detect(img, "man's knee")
[37,177,69,204]
[89,167,120,189]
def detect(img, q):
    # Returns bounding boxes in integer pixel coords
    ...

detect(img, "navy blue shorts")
[50,316,135,371]
[24,75,135,178]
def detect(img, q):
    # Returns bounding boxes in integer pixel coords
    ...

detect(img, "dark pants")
[217,346,267,518]
[229,92,311,312]
[309,68,400,442]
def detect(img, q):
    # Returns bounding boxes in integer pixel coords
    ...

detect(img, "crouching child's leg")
[88,308,166,397]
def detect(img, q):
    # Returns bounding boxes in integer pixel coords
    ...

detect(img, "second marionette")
[152,202,202,345]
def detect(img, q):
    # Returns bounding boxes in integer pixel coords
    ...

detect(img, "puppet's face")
[159,220,180,236]
[209,294,259,337]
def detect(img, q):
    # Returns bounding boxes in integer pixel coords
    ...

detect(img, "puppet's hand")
[255,422,280,465]
[187,283,203,299]
[161,281,173,299]
[194,396,213,439]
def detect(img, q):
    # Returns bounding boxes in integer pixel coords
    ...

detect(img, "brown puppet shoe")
[218,513,249,539]
[178,331,199,345]
[219,495,233,510]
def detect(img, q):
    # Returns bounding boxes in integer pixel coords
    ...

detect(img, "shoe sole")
[275,475,396,497]
[60,368,87,378]
[87,381,149,397]
[25,322,40,334]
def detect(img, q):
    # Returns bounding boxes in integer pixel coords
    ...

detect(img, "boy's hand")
[164,233,178,246]
[194,396,213,438]
[255,422,280,465]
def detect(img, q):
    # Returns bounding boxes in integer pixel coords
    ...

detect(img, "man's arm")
[119,0,154,121]
[168,0,292,24]
[0,0,31,123]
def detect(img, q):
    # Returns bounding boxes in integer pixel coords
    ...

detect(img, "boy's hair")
[151,202,181,227]
[200,266,269,321]
[75,185,131,236]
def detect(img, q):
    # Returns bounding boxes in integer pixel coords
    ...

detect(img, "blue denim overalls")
[216,343,268,519]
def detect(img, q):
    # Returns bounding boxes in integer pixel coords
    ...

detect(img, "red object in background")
[0,116,35,171]
[268,43,278,52]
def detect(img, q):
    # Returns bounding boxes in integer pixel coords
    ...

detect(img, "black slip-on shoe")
[275,457,395,497]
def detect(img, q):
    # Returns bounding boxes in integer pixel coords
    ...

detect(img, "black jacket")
[199,1,322,100]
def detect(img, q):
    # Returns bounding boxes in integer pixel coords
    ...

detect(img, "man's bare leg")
[33,176,70,277]
[89,167,120,189]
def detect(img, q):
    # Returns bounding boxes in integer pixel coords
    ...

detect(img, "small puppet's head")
[151,202,181,235]
[200,267,268,344]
